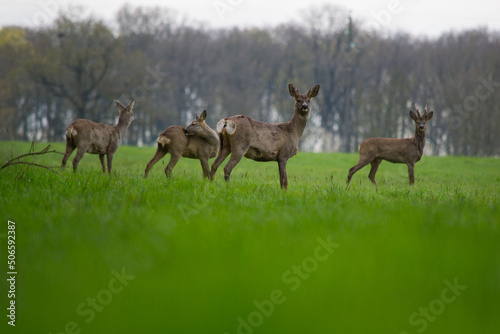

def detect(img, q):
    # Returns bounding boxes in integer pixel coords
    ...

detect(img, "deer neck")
[289,112,309,138]
[413,129,426,156]
[200,126,220,147]
[114,119,130,141]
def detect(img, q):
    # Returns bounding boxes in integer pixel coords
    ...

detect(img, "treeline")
[1,5,499,156]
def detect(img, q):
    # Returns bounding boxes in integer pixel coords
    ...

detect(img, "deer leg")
[278,158,289,190]
[407,162,415,185]
[200,157,211,180]
[210,140,231,179]
[347,158,370,185]
[106,153,114,173]
[62,140,76,170]
[368,159,382,185]
[223,149,246,183]
[145,148,167,178]
[72,146,88,172]
[99,154,106,173]
[165,153,181,178]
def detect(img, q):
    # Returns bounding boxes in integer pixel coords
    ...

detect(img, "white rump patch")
[157,136,170,147]
[216,120,226,134]
[216,119,237,135]
[66,126,77,138]
[225,120,237,135]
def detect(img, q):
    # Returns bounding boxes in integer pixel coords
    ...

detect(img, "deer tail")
[157,135,170,148]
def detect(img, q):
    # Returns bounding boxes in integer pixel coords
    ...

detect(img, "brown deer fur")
[210,83,320,189]
[347,106,434,185]
[62,100,135,173]
[144,110,219,179]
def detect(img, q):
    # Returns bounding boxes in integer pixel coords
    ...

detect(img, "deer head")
[184,110,208,136]
[288,84,320,118]
[410,105,433,133]
[114,99,135,125]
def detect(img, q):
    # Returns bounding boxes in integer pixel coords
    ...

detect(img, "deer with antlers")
[347,106,434,185]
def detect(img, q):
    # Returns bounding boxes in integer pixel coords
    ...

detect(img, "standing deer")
[62,100,135,173]
[210,83,320,189]
[346,106,434,185]
[144,110,219,179]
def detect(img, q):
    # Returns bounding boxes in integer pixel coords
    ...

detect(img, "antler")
[415,104,421,117]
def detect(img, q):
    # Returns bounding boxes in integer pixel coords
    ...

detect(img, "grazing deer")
[144,110,219,179]
[62,100,135,173]
[210,83,320,189]
[346,106,434,186]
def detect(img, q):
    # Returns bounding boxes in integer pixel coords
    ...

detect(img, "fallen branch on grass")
[0,141,65,178]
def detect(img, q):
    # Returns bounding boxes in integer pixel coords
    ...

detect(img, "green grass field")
[1,140,499,334]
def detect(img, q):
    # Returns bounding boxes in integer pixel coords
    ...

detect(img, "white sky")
[1,0,499,37]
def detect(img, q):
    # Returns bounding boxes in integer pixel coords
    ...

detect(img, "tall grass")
[1,141,499,334]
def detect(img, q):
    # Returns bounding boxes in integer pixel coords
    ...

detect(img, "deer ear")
[114,100,126,111]
[200,110,207,121]
[288,84,299,98]
[307,84,320,98]
[425,111,434,121]
[409,110,418,121]
[127,100,135,111]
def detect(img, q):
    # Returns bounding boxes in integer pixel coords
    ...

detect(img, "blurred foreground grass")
[0,141,499,334]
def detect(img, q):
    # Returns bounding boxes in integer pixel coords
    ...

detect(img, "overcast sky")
[1,0,499,37]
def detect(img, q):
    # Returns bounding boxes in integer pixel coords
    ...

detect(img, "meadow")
[1,140,499,334]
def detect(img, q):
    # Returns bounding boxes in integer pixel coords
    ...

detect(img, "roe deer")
[347,106,434,185]
[144,110,219,179]
[62,100,135,173]
[210,83,320,189]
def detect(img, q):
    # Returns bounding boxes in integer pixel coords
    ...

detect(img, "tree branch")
[1,143,65,178]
